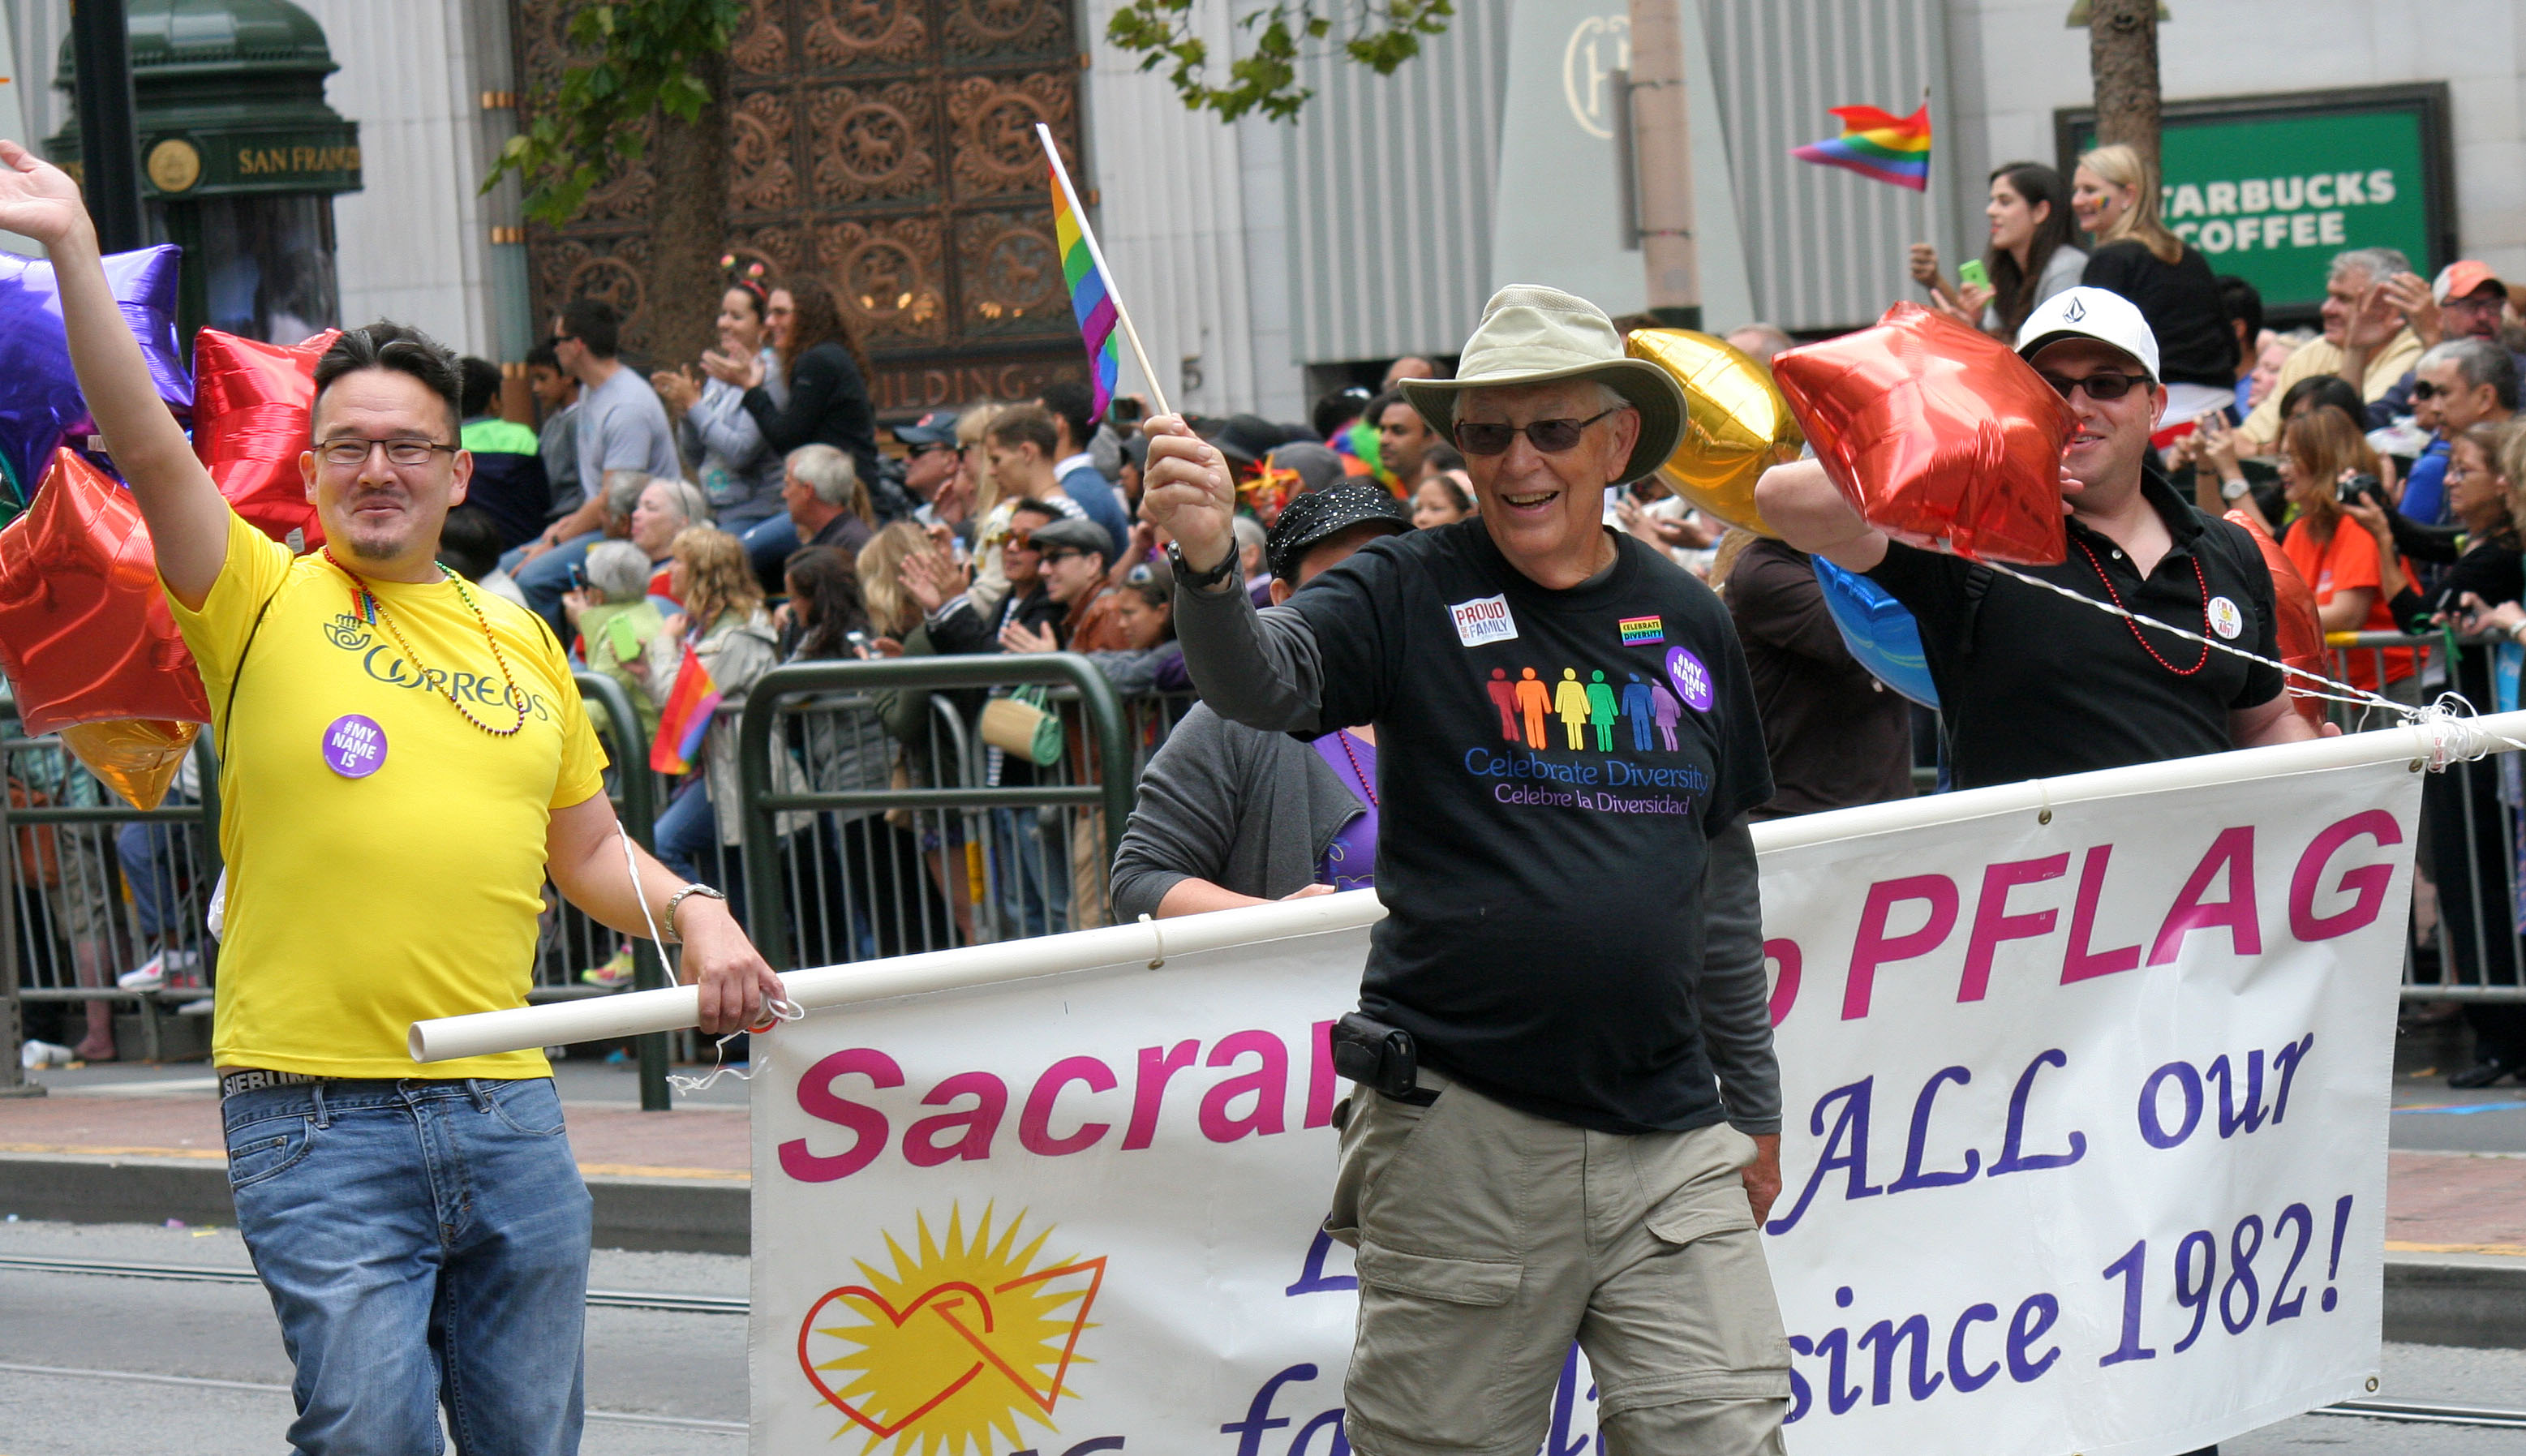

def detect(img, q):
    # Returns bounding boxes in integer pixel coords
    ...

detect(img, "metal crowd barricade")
[567,670,674,1110]
[0,692,223,1082]
[2322,629,2526,1004]
[734,655,1139,977]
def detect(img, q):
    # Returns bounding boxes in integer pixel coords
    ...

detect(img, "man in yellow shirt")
[0,141,781,1454]
[2235,246,2423,450]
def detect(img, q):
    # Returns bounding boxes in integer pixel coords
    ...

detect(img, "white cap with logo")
[2013,286,2163,381]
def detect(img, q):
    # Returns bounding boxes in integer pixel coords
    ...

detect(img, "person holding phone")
[1906,162,2084,340]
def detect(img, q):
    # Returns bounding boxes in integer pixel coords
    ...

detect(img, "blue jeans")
[655,777,747,923]
[504,531,605,638]
[222,1077,591,1455]
[987,807,1068,940]
[114,789,191,938]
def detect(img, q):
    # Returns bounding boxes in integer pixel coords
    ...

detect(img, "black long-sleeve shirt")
[742,341,880,489]
[1172,526,1782,1136]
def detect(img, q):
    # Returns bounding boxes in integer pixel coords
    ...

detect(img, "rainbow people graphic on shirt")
[1514,668,1552,749]
[1586,670,1620,751]
[1553,669,1592,750]
[1622,672,1658,752]
[1486,668,1522,742]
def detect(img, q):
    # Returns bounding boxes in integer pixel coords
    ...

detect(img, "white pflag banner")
[751,758,2421,1456]
[1757,758,2416,1455]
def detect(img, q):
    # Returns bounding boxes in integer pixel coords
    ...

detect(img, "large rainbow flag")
[648,644,722,775]
[1792,104,1931,191]
[1041,124,1123,419]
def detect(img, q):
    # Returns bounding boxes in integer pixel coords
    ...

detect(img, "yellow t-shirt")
[170,510,608,1079]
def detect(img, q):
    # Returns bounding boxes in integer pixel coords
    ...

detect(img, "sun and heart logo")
[797,1206,1106,1454]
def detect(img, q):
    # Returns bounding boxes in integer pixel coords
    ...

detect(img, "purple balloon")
[0,244,191,491]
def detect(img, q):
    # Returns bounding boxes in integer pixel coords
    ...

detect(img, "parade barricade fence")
[0,690,223,1082]
[731,655,1143,980]
[2324,630,2526,1004]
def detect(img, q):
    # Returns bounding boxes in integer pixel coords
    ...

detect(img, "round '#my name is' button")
[321,714,387,779]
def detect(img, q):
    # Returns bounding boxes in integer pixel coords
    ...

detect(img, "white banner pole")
[412,710,2524,1063]
[409,890,1385,1063]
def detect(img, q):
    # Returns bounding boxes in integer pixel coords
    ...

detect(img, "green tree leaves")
[482,0,746,225]
[1105,0,1455,122]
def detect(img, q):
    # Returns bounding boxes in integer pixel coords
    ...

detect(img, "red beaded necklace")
[1335,729,1377,809]
[324,548,529,736]
[2070,536,2211,676]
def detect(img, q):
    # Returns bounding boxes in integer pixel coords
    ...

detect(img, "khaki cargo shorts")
[1326,1067,1790,1456]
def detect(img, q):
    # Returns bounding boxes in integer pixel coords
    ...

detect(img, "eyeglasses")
[316,436,460,469]
[907,442,955,457]
[1454,408,1622,457]
[2412,380,2457,402]
[2040,372,2153,402]
[1003,530,1037,551]
[1039,548,1089,566]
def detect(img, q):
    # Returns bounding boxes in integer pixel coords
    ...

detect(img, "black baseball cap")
[1266,482,1413,582]
[891,410,959,449]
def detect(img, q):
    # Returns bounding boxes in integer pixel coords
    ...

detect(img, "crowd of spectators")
[34,193,2526,1085]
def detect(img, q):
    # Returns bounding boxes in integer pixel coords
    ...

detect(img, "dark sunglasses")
[1454,407,1622,457]
[1039,548,1090,566]
[2041,372,2153,402]
[2412,380,2453,402]
[1004,530,1037,550]
[906,441,956,457]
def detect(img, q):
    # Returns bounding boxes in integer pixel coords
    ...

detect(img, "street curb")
[0,1152,751,1255]
[2,1150,2517,1335]
[2382,1252,2526,1347]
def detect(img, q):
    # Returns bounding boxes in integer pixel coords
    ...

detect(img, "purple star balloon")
[0,244,191,492]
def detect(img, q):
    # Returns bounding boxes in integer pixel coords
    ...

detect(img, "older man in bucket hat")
[1143,285,1790,1455]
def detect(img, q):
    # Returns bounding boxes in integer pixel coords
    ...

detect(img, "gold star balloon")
[1624,329,1805,537]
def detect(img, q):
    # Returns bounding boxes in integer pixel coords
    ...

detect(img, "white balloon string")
[667,997,805,1094]
[1968,556,2526,770]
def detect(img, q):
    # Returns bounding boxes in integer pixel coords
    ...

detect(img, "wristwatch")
[1166,540,1239,594]
[663,883,727,944]
[2219,475,2250,501]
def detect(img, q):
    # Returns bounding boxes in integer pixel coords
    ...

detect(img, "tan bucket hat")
[1402,285,1686,484]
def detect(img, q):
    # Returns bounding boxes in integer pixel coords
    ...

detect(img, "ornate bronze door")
[515,0,1091,416]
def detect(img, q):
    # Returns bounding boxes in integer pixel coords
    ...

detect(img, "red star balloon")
[192,328,341,551]
[1772,302,2073,566]
[2226,507,2328,727]
[0,449,212,739]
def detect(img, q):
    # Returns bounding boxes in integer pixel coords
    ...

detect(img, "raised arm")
[1754,457,1890,573]
[1141,414,1330,732]
[0,141,227,607]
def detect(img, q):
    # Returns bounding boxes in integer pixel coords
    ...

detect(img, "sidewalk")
[10,1066,2526,1291]
[0,1059,749,1178]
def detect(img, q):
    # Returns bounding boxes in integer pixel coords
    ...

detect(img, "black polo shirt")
[1866,470,2283,789]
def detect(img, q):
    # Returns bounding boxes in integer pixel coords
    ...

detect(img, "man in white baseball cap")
[1757,285,2329,790]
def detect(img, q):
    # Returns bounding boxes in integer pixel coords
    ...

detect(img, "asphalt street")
[5,1051,2525,1452]
[0,1220,746,1454]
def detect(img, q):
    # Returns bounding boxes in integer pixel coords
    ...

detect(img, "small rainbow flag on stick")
[1037,122,1169,419]
[1792,104,1932,191]
[649,644,722,775]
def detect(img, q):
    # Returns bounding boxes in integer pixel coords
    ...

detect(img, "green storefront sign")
[2058,84,2455,319]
